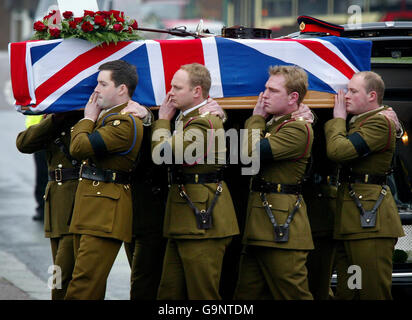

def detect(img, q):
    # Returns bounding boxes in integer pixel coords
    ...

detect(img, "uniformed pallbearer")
[16,111,83,299]
[324,71,404,299]
[65,60,144,300]
[151,63,239,300]
[234,65,314,300]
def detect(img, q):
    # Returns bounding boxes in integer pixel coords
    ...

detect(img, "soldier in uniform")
[234,65,314,300]
[151,63,239,300]
[65,60,144,300]
[123,99,227,300]
[324,71,404,299]
[16,110,83,299]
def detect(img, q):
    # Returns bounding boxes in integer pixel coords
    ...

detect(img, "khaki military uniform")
[303,112,338,300]
[65,103,143,300]
[16,112,83,299]
[124,108,167,300]
[234,114,314,300]
[325,107,404,300]
[151,107,239,300]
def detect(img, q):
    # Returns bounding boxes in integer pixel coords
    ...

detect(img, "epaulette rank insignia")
[112,120,121,126]
[200,111,210,118]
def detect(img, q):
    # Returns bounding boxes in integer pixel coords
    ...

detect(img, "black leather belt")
[340,173,387,185]
[251,177,302,194]
[80,165,131,184]
[169,171,224,185]
[48,167,79,182]
[313,174,338,186]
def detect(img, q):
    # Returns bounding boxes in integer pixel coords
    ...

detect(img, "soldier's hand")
[253,92,269,119]
[380,107,403,137]
[122,100,148,119]
[292,103,314,123]
[159,92,177,121]
[199,98,226,122]
[333,89,347,120]
[84,92,102,122]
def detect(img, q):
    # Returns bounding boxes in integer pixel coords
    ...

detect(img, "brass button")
[97,192,101,195]
[58,164,62,168]
[61,131,66,136]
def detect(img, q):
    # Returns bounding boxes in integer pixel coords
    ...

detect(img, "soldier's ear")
[288,92,299,105]
[193,85,202,99]
[118,84,128,96]
[368,90,377,103]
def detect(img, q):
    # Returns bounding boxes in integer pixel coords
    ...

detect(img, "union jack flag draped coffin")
[9,36,371,114]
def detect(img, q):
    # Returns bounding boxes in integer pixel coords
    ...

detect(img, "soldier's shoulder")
[185,113,222,129]
[279,118,312,131]
[102,112,143,128]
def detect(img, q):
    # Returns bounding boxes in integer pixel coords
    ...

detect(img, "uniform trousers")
[306,236,337,300]
[334,238,396,300]
[157,237,232,300]
[124,234,166,300]
[65,234,122,300]
[234,245,313,300]
[50,235,75,300]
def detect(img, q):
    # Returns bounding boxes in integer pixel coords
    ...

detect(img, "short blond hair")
[180,63,211,99]
[269,65,308,105]
[354,71,385,105]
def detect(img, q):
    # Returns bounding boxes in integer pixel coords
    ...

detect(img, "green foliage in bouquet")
[32,9,142,44]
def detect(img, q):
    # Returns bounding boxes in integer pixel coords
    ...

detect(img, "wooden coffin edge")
[18,90,334,111]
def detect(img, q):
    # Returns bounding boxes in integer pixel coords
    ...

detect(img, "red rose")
[116,16,125,23]
[113,23,123,32]
[84,10,95,17]
[81,21,94,32]
[94,15,107,27]
[110,10,121,18]
[74,17,83,24]
[69,21,78,29]
[62,11,73,19]
[44,10,56,20]
[131,20,138,30]
[49,27,61,38]
[34,21,47,32]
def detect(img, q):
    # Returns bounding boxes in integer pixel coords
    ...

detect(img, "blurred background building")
[1,0,412,48]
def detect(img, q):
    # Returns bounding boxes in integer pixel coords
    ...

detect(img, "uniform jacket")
[303,122,338,238]
[151,108,239,240]
[242,114,314,250]
[69,103,144,243]
[16,112,82,238]
[325,107,404,240]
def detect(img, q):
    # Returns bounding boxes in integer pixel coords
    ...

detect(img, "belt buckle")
[54,168,62,182]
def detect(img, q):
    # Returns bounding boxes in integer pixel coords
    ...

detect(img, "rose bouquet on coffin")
[32,9,141,44]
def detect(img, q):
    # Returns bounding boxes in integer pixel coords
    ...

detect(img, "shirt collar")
[349,106,384,124]
[181,99,208,117]
[98,103,126,120]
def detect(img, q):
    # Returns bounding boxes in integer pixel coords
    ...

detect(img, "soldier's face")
[345,75,370,115]
[169,69,197,110]
[94,70,123,109]
[262,75,293,116]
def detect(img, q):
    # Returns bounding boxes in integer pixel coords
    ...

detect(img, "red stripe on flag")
[10,42,32,106]
[34,41,133,107]
[156,39,205,93]
[279,39,355,79]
